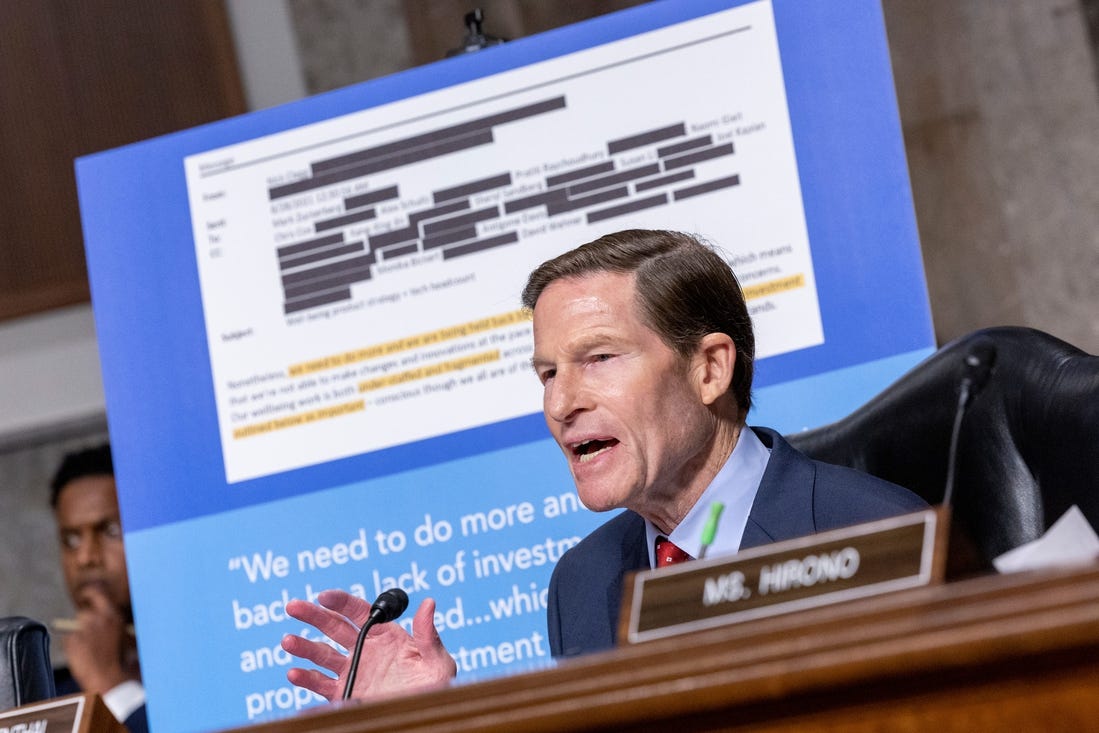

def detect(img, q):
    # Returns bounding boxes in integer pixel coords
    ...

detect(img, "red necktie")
[655,536,692,567]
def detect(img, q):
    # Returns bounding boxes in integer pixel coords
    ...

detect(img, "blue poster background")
[76,2,934,731]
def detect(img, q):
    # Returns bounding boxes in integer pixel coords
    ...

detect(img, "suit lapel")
[606,514,649,640]
[742,427,818,549]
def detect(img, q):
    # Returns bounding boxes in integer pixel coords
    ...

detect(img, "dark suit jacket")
[546,427,929,658]
[54,668,149,733]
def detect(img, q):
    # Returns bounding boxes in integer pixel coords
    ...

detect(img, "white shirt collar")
[645,426,771,568]
[102,679,145,724]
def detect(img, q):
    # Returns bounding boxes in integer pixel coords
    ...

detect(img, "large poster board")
[75,2,933,731]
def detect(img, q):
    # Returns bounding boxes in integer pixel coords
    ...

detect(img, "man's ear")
[692,333,736,406]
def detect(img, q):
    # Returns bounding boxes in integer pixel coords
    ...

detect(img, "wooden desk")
[0,693,124,733]
[227,564,1099,732]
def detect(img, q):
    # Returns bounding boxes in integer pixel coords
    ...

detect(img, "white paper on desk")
[993,505,1099,573]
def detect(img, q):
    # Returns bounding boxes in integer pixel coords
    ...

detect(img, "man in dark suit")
[281,230,925,697]
[51,444,148,733]
[525,229,925,657]
[545,426,926,656]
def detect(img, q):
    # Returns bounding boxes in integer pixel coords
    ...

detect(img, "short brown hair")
[522,229,754,413]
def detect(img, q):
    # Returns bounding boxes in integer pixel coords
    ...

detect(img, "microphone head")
[961,337,997,396]
[370,588,410,623]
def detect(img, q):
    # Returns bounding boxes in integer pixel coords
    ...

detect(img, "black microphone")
[342,588,410,700]
[942,338,997,507]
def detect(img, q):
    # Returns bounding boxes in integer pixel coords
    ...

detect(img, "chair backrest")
[786,327,1099,566]
[0,616,55,711]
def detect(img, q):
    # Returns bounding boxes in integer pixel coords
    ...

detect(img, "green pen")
[697,501,725,560]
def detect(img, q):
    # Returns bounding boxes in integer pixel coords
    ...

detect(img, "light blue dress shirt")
[644,426,771,568]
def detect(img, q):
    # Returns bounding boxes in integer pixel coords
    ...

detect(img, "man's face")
[54,476,132,617]
[531,271,721,520]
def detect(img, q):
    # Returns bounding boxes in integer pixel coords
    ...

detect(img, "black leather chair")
[786,327,1099,567]
[0,616,55,711]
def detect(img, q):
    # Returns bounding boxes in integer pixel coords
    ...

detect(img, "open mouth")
[573,438,618,463]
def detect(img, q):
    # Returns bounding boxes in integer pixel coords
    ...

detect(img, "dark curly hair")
[49,443,114,508]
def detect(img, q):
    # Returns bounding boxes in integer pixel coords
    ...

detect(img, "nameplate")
[0,694,124,733]
[621,507,947,645]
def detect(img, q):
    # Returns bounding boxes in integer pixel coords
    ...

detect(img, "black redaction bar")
[277,232,344,259]
[410,199,470,226]
[421,206,499,237]
[607,123,686,154]
[382,242,419,259]
[658,134,713,158]
[283,262,374,301]
[369,226,417,249]
[433,173,512,204]
[314,208,377,233]
[567,163,661,196]
[634,169,695,193]
[367,199,473,248]
[280,242,365,270]
[284,289,352,315]
[663,142,735,171]
[344,185,400,210]
[281,252,376,288]
[269,130,493,199]
[310,97,566,176]
[672,174,741,201]
[545,186,629,217]
[503,188,568,214]
[586,192,668,224]
[423,226,478,250]
[545,161,614,188]
[442,232,519,260]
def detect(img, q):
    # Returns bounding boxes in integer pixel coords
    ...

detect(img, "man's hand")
[63,585,137,695]
[282,589,457,703]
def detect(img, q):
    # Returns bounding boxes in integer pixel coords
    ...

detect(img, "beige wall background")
[886,0,1099,350]
[3,0,1097,660]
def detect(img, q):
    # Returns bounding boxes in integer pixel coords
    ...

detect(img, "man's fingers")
[74,584,115,616]
[285,599,359,650]
[281,634,347,675]
[411,598,441,648]
[70,588,125,645]
[286,667,340,702]
[60,632,82,658]
[411,599,457,674]
[316,589,373,626]
[282,589,458,703]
